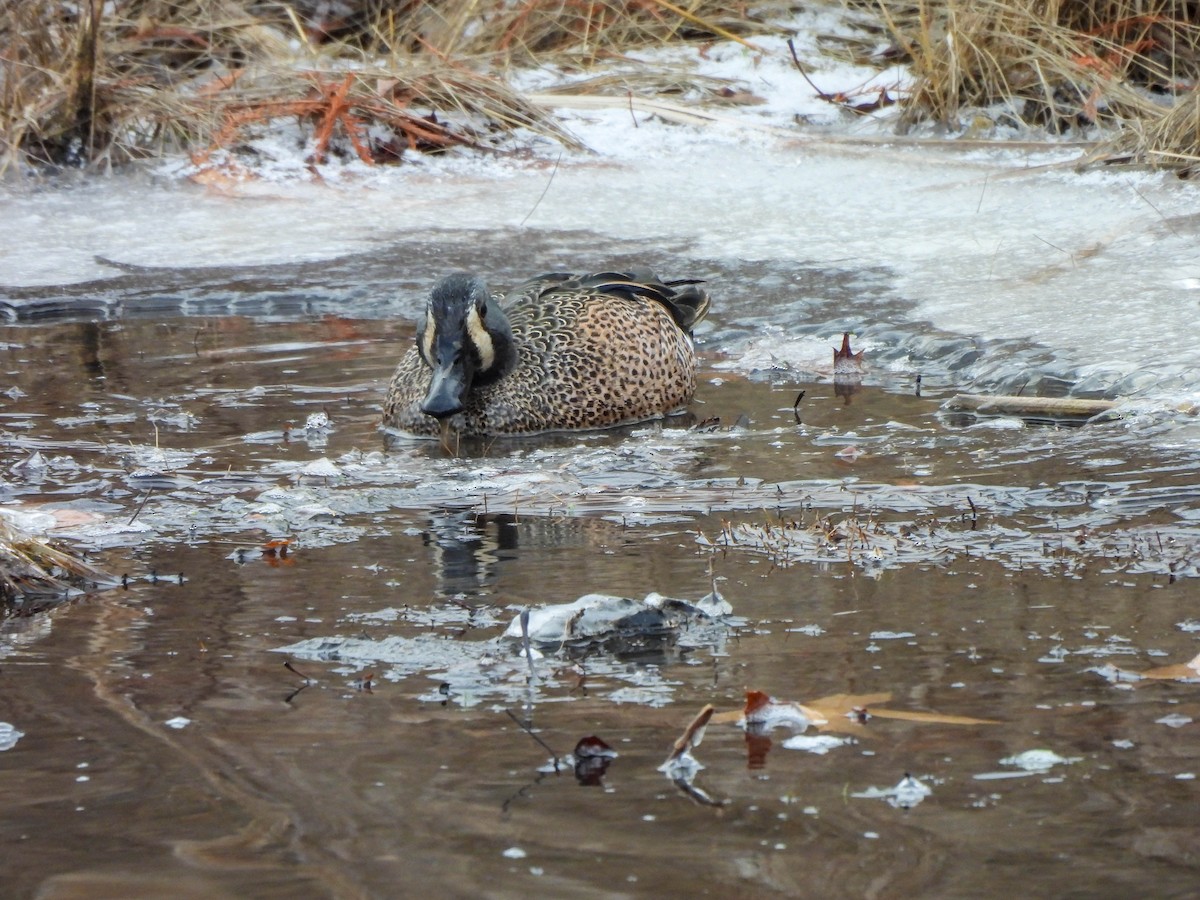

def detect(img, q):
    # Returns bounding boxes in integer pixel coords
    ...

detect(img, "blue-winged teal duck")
[382,268,710,437]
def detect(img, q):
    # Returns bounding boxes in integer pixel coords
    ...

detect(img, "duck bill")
[421,361,468,419]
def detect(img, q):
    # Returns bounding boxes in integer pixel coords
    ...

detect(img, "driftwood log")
[942,394,1118,419]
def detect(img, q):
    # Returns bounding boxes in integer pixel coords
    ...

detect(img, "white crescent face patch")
[420,306,436,367]
[465,304,495,372]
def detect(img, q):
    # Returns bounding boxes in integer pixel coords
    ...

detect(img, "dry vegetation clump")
[1110,83,1200,173]
[0,0,788,173]
[857,1,1200,150]
[1,1,287,170]
[3,1,1199,173]
[0,517,114,609]
[284,0,787,60]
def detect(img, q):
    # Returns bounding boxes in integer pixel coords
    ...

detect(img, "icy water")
[2,232,1200,899]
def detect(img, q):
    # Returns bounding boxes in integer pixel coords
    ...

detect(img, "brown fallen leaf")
[833,332,865,373]
[867,708,1000,726]
[809,691,998,730]
[802,691,893,731]
[667,704,715,762]
[574,735,617,759]
[1101,652,1200,683]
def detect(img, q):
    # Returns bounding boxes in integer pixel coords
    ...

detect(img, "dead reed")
[0,0,783,172]
[1,0,1197,173]
[858,0,1200,166]
[0,517,114,606]
[1109,83,1200,173]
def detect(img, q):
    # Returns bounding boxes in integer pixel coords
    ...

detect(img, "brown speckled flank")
[382,269,710,437]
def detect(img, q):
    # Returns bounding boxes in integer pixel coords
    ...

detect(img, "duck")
[382,268,710,437]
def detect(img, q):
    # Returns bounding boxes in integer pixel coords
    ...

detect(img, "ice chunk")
[504,591,731,644]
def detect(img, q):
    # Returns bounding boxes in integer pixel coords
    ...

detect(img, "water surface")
[1,238,1199,898]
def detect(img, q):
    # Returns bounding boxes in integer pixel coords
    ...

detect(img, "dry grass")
[0,0,789,172]
[1111,83,1200,173]
[858,0,1200,166]
[2,1,1199,173]
[0,517,114,608]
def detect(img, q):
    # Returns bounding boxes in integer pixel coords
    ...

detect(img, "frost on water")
[974,749,1084,780]
[781,734,855,755]
[276,590,736,708]
[0,722,25,751]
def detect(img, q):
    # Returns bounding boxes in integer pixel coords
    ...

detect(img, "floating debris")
[304,411,333,433]
[852,773,932,809]
[780,734,855,755]
[0,515,117,608]
[660,705,725,807]
[537,735,619,786]
[942,394,1120,424]
[503,591,733,650]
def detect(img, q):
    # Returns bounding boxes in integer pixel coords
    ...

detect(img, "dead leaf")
[833,332,865,372]
[574,735,617,759]
[668,704,715,761]
[803,692,893,730]
[867,708,999,726]
[1101,652,1200,683]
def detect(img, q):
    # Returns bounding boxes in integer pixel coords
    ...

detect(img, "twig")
[792,390,805,424]
[787,38,831,99]
[1129,181,1179,237]
[505,708,560,770]
[128,489,154,525]
[284,659,313,683]
[1034,234,1074,265]
[520,152,561,227]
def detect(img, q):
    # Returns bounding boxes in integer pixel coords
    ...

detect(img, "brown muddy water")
[1,246,1199,900]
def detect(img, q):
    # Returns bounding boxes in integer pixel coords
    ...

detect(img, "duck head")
[417,273,515,420]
